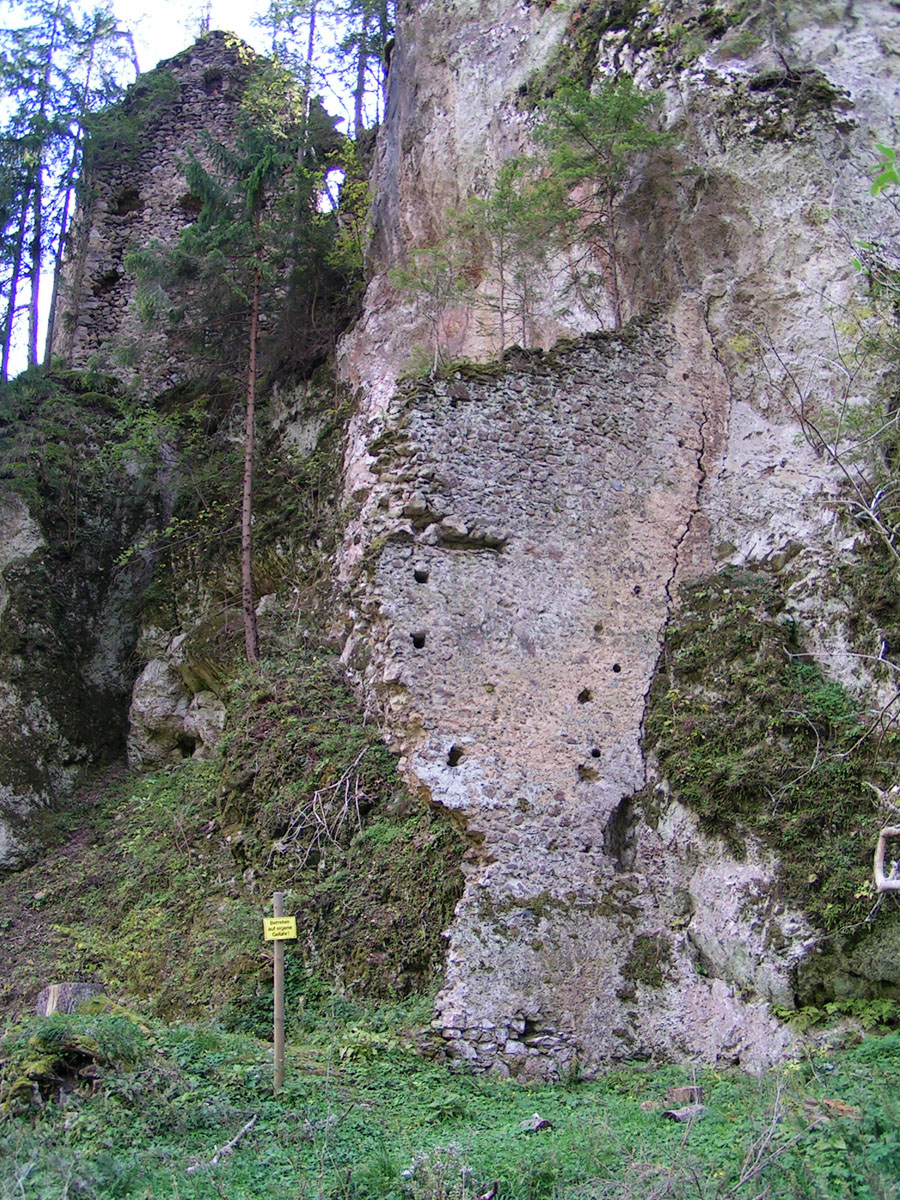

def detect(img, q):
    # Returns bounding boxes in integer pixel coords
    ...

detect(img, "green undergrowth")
[216,650,465,1016]
[644,569,900,933]
[2,1007,900,1199]
[140,367,352,635]
[0,651,464,1023]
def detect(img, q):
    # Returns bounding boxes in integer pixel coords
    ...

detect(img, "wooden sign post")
[263,893,297,1096]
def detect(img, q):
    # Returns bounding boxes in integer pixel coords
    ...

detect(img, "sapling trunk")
[242,254,261,665]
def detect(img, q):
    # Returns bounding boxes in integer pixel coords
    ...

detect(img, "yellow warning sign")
[263,916,297,941]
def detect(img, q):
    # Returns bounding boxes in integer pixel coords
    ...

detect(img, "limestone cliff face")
[338,0,900,1075]
[17,0,900,1071]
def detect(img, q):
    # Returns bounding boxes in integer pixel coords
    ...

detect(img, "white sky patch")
[111,0,267,72]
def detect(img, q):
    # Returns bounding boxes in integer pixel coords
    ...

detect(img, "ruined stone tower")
[50,31,258,394]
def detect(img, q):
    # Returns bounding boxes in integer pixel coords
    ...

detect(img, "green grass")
[2,1005,900,1199]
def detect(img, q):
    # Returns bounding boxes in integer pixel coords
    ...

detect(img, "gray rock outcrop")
[337,0,900,1074]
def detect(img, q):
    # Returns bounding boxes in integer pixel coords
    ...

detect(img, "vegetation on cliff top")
[391,75,674,371]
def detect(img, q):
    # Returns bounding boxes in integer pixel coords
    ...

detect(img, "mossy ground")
[643,569,900,935]
[0,649,464,1024]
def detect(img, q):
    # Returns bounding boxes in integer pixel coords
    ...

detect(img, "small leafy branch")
[388,243,470,375]
[455,156,560,356]
[871,144,900,196]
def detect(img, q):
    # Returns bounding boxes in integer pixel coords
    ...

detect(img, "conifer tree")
[129,63,342,664]
[534,77,674,328]
[388,243,469,375]
[0,0,135,378]
[257,0,394,138]
[458,157,560,354]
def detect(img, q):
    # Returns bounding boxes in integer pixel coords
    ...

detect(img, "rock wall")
[50,32,258,394]
[343,306,810,1073]
[20,0,900,1068]
[337,0,900,1074]
[0,378,169,871]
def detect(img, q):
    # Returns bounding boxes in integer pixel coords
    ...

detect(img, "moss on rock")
[0,367,170,863]
[623,933,673,989]
[644,569,899,934]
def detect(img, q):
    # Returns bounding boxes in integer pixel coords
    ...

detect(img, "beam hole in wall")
[612,663,621,674]
[92,268,120,297]
[178,192,204,217]
[521,1017,542,1041]
[447,745,464,767]
[203,68,223,95]
[590,748,601,758]
[411,631,426,649]
[112,187,143,216]
[633,585,642,596]
[414,567,429,583]
[577,688,592,703]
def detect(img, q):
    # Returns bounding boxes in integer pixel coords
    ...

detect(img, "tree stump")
[35,982,104,1016]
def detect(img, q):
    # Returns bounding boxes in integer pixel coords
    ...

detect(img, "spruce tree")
[128,63,342,664]
[534,77,674,328]
[458,157,560,354]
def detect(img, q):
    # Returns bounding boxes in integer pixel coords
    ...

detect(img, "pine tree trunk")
[29,3,62,366]
[1,183,31,381]
[297,0,317,169]
[607,244,622,330]
[28,162,43,365]
[241,257,261,666]
[354,19,367,137]
[497,237,506,358]
[45,35,97,365]
[604,193,622,330]
[305,1,316,104]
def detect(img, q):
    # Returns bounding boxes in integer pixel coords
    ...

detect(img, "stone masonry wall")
[50,32,257,394]
[342,304,820,1076]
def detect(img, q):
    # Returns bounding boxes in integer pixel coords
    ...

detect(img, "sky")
[116,0,266,71]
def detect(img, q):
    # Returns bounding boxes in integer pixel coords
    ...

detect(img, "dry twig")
[266,747,369,869]
[186,1115,258,1175]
